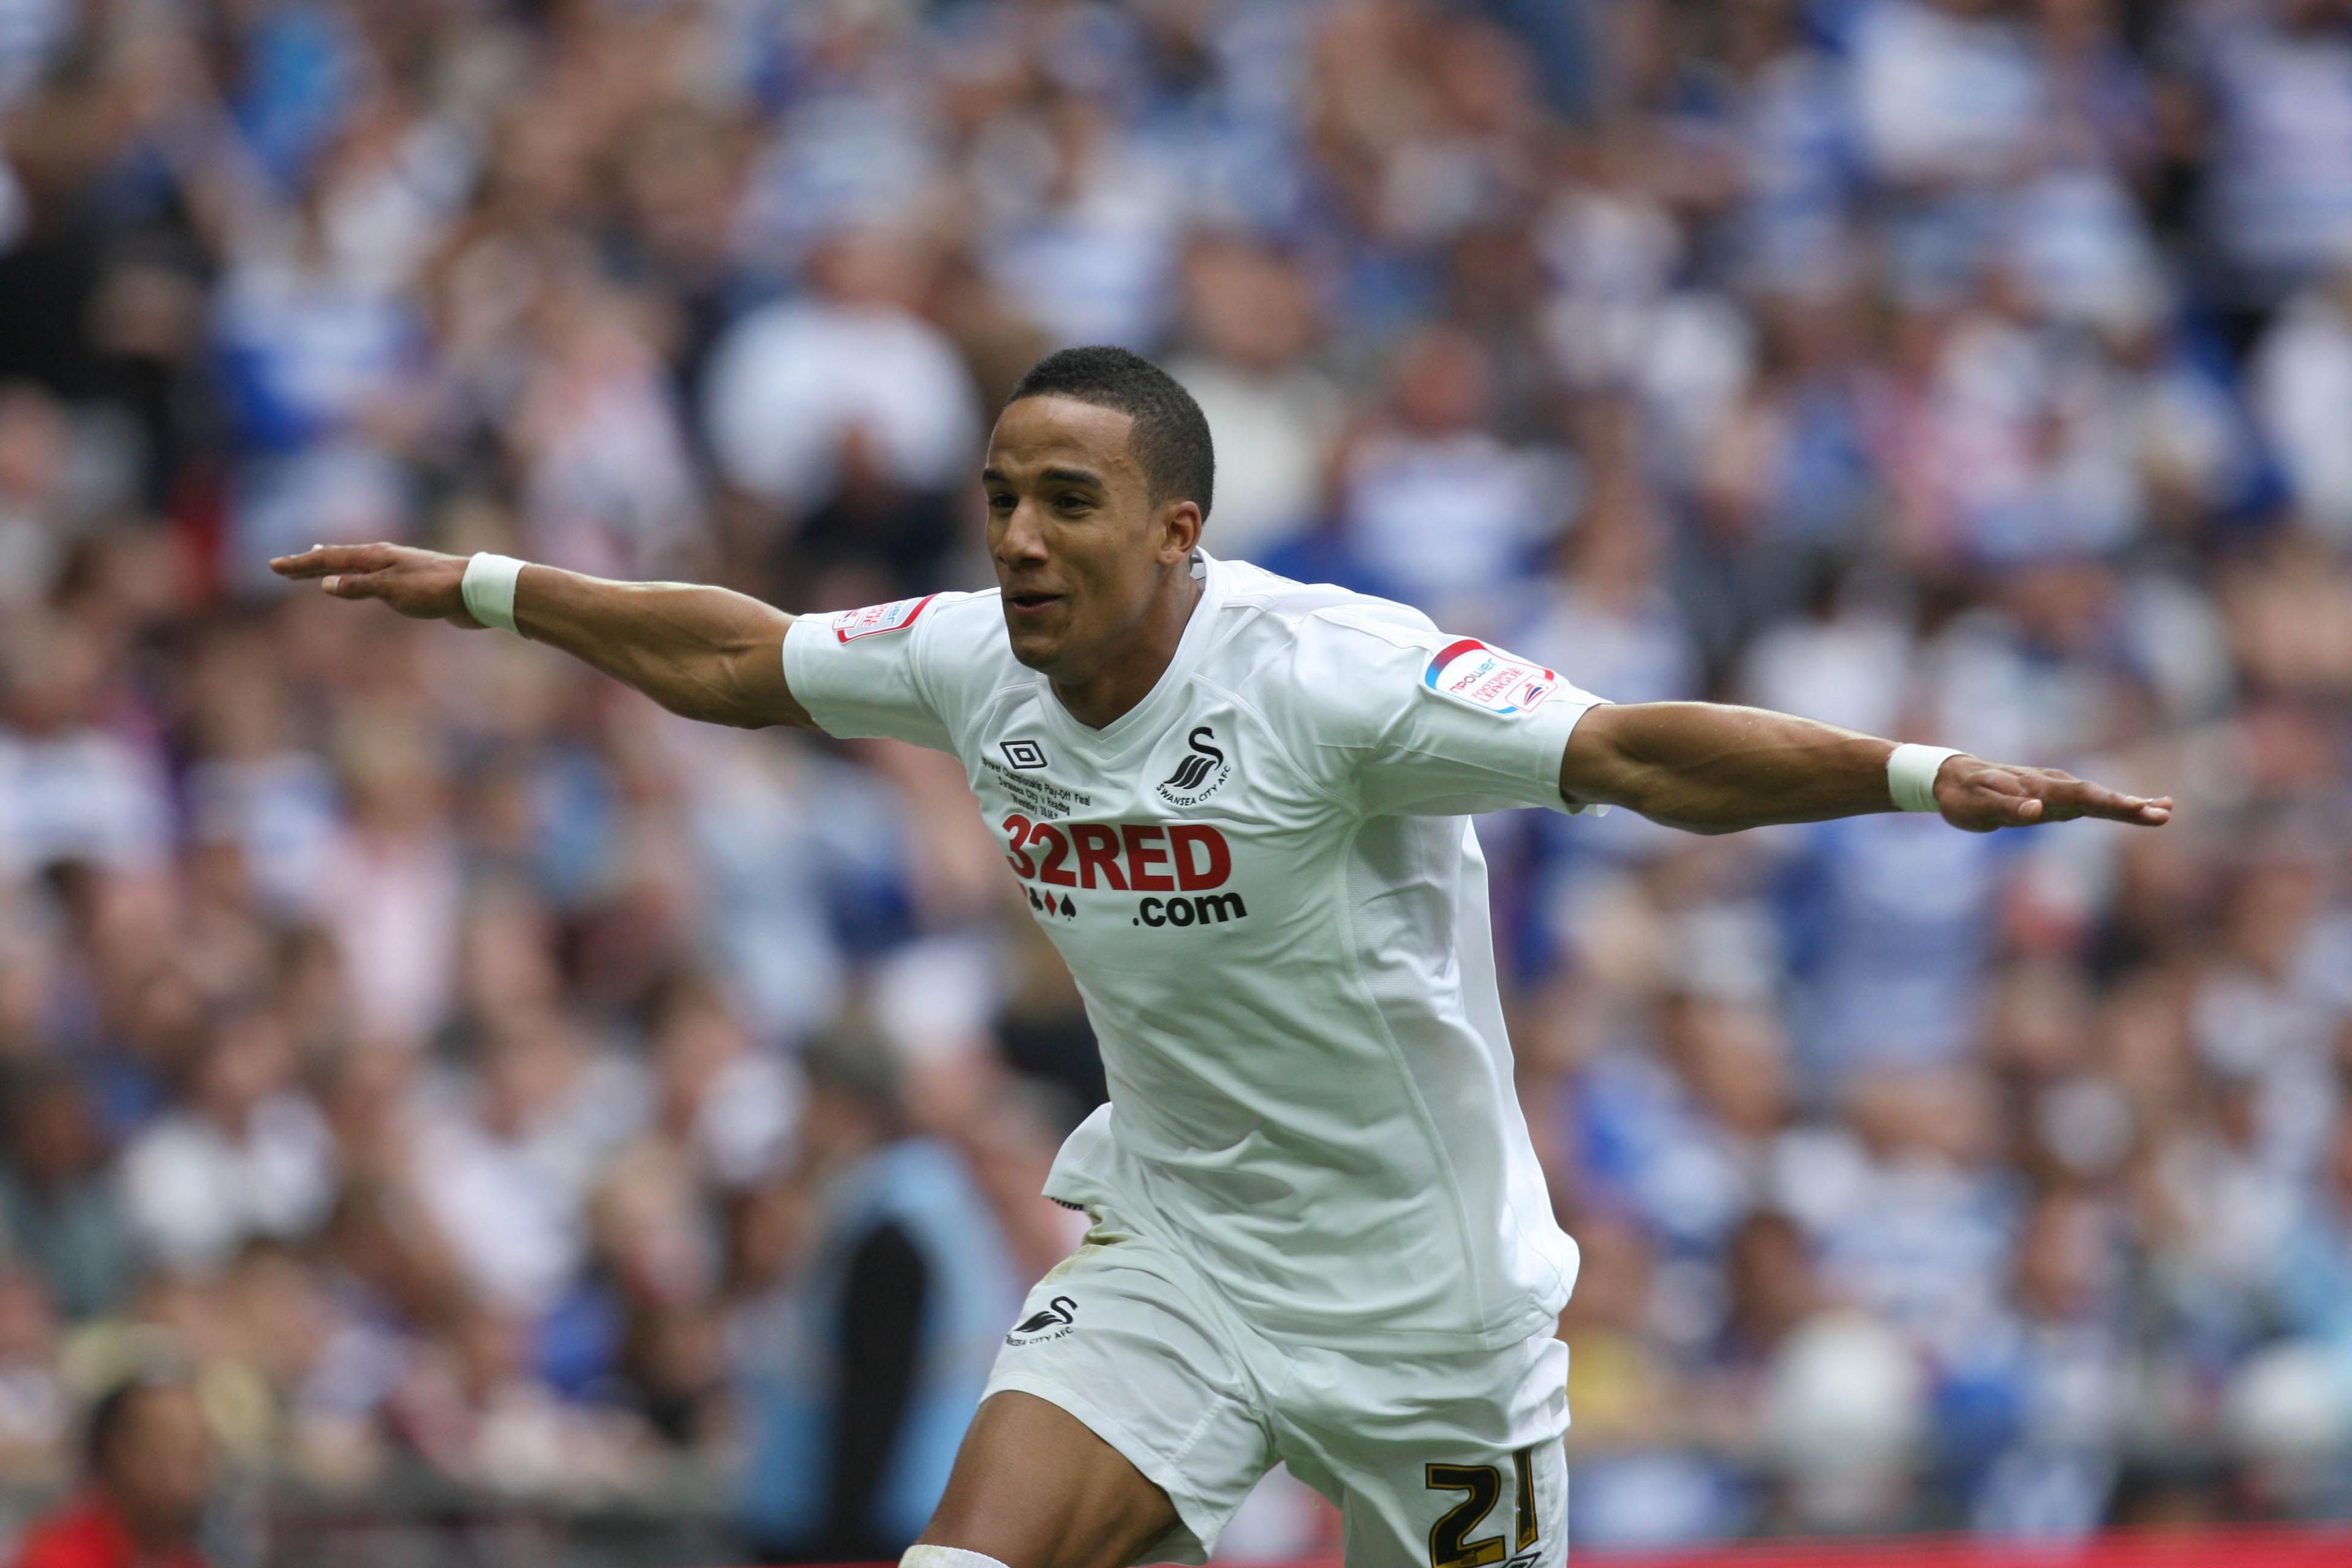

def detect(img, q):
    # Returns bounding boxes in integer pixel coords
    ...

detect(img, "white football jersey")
[783,553,1605,1349]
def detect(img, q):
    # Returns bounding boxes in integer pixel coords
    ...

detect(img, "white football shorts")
[981,1204,1570,1568]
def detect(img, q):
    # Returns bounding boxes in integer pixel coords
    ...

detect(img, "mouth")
[1005,590,1063,618]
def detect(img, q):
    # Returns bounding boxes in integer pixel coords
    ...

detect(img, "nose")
[993,497,1051,568]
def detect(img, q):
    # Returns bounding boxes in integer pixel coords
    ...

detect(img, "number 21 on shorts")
[1425,1446,1543,1568]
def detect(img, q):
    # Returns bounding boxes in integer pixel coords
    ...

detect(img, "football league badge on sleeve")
[831,595,937,641]
[1424,639,1558,715]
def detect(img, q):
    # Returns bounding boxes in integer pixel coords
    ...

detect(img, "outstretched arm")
[269,545,813,729]
[1559,701,2171,834]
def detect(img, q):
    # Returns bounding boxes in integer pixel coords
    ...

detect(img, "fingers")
[1956,788,2037,832]
[269,552,328,579]
[1959,769,2172,830]
[268,543,346,579]
[2034,774,2173,827]
[267,542,394,579]
[320,570,392,601]
[270,543,407,609]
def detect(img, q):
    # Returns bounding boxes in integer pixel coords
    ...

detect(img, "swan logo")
[1155,726,1232,807]
[1006,1295,1078,1346]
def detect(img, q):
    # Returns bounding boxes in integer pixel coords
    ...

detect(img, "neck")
[1050,567,1203,729]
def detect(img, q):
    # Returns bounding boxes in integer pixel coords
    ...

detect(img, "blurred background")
[1,0,2350,1564]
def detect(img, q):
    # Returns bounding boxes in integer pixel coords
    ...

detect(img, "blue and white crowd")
[2,0,2351,1553]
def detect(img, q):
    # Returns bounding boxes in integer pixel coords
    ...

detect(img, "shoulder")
[910,590,1028,722]
[908,589,1017,674]
[812,588,1012,681]
[922,587,1006,632]
[1202,560,1444,728]
[1209,558,1440,652]
[799,588,1000,651]
[781,589,1013,747]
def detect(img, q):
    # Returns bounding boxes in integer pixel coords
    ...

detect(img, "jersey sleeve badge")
[831,595,938,642]
[1423,638,1558,715]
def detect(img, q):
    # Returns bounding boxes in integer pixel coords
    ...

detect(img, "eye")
[986,491,1016,513]
[1055,494,1095,516]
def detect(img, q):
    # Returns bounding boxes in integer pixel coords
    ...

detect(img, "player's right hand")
[268,543,483,627]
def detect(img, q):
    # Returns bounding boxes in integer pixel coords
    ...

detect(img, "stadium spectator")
[0,0,2342,1555]
[10,1373,214,1568]
[0,1067,135,1321]
[737,1030,1016,1564]
[118,1008,334,1276]
[1164,233,1343,564]
[1338,325,1574,617]
[702,226,981,599]
[0,1271,65,1483]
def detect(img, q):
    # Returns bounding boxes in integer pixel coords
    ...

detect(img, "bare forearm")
[268,544,812,729]
[511,566,809,729]
[1564,703,1891,832]
[1561,701,2173,834]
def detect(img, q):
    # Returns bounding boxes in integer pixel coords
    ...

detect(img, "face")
[105,1385,215,1539]
[983,396,1201,680]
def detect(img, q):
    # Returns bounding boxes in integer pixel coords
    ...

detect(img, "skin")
[1563,701,2171,832]
[981,395,1204,728]
[271,390,2169,1568]
[266,392,1208,736]
[100,1383,215,1553]
[916,1392,1180,1567]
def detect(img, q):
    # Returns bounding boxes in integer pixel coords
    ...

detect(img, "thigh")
[920,1391,1180,1568]
[927,1219,1279,1568]
[1278,1335,1570,1568]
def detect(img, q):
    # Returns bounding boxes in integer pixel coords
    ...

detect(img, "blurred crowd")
[2,0,2352,1557]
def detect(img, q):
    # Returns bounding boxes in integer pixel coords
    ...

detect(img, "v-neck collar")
[1030,549,1224,765]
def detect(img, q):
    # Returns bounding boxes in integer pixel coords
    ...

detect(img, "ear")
[1155,497,1204,565]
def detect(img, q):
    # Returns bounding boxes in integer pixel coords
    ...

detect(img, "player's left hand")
[1933,755,2172,832]
[268,542,481,626]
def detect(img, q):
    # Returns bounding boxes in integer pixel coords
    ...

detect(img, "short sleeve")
[1288,605,1609,818]
[782,594,965,752]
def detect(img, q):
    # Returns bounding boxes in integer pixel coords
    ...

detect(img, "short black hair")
[1006,346,1215,522]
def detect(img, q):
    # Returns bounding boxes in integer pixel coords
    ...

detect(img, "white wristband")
[461,552,526,633]
[1888,744,1961,813]
[902,1550,1012,1568]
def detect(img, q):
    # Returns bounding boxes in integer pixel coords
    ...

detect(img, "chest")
[962,697,1336,963]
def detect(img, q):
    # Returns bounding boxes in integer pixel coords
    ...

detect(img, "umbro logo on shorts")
[1006,1294,1077,1346]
